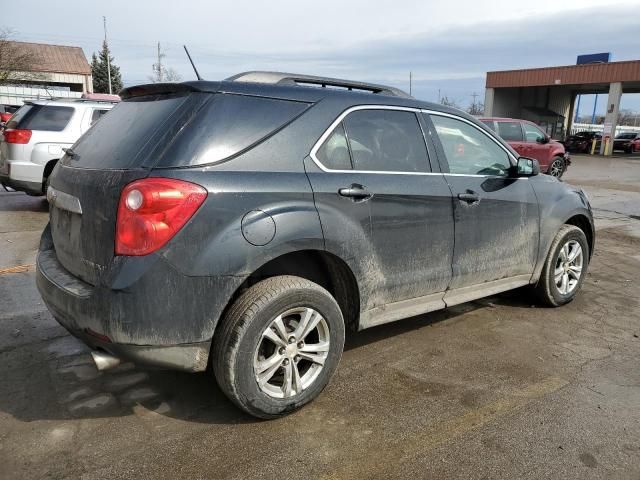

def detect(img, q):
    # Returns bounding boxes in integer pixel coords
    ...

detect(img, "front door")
[306,107,454,320]
[522,121,552,169]
[426,113,539,297]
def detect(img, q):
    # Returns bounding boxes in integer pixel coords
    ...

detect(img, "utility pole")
[157,42,163,82]
[471,92,479,108]
[103,16,112,94]
[438,88,441,103]
[409,71,412,96]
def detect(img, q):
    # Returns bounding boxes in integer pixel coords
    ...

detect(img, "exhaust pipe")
[91,350,121,371]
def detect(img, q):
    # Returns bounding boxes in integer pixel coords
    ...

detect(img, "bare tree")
[0,28,42,84]
[467,102,484,116]
[439,96,460,109]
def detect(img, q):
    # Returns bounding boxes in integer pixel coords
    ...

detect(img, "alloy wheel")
[549,158,564,178]
[554,240,583,295]
[253,307,330,399]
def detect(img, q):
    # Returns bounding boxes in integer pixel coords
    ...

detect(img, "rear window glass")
[7,104,74,131]
[497,121,523,142]
[157,94,309,167]
[67,94,190,169]
[480,120,495,131]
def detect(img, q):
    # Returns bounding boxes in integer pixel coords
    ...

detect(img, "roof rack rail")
[226,71,412,98]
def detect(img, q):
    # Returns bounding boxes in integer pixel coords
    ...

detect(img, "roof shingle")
[7,41,91,75]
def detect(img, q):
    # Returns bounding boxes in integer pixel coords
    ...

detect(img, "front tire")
[535,225,589,307]
[212,275,345,419]
[548,156,565,178]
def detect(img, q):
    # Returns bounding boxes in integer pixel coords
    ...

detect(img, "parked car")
[0,105,18,124]
[37,72,594,418]
[613,132,640,153]
[0,98,118,195]
[480,117,570,178]
[564,131,602,154]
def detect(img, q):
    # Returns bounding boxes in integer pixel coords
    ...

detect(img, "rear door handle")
[458,192,480,204]
[339,184,372,200]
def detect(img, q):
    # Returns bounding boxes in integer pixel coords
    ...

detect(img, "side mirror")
[537,135,550,144]
[516,157,540,176]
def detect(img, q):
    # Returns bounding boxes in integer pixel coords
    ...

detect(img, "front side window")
[430,114,511,176]
[497,121,523,142]
[522,122,546,143]
[341,109,429,172]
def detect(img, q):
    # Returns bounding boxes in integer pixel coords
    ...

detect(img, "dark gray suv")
[37,72,594,418]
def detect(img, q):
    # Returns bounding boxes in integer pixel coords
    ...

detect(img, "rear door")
[306,106,454,318]
[426,112,539,298]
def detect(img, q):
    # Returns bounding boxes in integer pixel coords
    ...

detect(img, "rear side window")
[316,123,352,170]
[159,94,309,167]
[7,105,74,131]
[90,109,109,125]
[497,121,523,141]
[338,109,429,172]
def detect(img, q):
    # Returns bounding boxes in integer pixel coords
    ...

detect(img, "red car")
[613,132,640,153]
[480,117,570,178]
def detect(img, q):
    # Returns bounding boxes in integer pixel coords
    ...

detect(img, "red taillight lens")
[115,178,207,256]
[0,113,12,123]
[4,129,32,144]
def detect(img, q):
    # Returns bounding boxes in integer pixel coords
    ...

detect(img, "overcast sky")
[4,0,640,112]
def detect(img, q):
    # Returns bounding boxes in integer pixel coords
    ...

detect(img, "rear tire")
[535,225,589,307]
[547,156,565,178]
[212,275,345,419]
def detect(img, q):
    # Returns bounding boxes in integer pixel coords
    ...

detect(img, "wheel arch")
[213,249,361,344]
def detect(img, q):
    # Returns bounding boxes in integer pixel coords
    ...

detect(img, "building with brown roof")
[484,60,640,155]
[0,41,93,107]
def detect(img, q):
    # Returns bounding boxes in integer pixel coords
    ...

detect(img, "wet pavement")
[1,154,639,479]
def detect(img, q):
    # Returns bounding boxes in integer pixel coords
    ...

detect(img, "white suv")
[0,98,117,195]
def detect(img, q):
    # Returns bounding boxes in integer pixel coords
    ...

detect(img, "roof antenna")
[183,45,202,80]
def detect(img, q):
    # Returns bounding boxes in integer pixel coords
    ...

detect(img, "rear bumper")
[36,225,244,371]
[0,173,43,195]
[0,160,45,194]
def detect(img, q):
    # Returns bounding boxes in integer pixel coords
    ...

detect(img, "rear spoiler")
[119,82,219,100]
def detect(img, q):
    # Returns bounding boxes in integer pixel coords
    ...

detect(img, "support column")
[484,88,495,117]
[600,82,622,155]
[565,91,577,139]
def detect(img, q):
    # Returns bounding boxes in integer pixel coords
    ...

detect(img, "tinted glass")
[5,105,33,129]
[480,120,496,131]
[522,122,546,142]
[316,123,352,170]
[430,114,511,176]
[616,133,636,139]
[342,109,429,172]
[497,121,523,141]
[160,94,309,167]
[90,109,109,125]
[69,94,191,169]
[15,105,74,131]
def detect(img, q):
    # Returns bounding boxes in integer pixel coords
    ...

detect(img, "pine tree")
[91,41,123,94]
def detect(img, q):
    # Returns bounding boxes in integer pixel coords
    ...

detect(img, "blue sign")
[576,53,611,65]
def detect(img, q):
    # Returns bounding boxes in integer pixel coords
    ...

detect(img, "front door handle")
[458,192,480,204]
[339,184,372,200]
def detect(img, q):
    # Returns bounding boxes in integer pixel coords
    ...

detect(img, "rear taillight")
[115,178,207,256]
[3,129,32,144]
[0,113,12,123]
